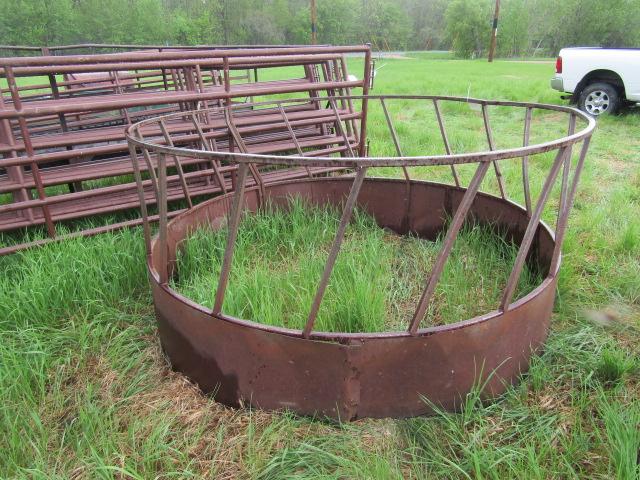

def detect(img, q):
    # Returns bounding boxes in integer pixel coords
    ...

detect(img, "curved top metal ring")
[126,94,595,168]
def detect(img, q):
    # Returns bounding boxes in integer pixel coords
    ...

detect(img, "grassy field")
[1,53,639,478]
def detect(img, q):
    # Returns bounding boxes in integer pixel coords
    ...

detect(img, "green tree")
[167,0,222,44]
[497,0,530,57]
[0,0,76,46]
[361,0,411,50]
[400,0,449,50]
[316,0,361,45]
[445,0,489,58]
[1,0,638,56]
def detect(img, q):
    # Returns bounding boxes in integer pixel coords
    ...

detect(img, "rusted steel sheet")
[148,178,557,419]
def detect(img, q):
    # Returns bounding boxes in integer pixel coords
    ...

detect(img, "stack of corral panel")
[0,44,373,253]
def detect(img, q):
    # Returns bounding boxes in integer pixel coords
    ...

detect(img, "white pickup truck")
[550,48,640,116]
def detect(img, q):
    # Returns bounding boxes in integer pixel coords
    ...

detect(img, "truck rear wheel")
[578,82,619,116]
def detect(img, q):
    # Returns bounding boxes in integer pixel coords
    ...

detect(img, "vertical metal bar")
[303,166,368,338]
[190,113,227,194]
[195,108,220,152]
[321,62,336,98]
[47,72,82,192]
[408,160,491,335]
[210,67,220,87]
[183,66,200,113]
[277,103,311,177]
[223,56,231,94]
[184,66,197,92]
[521,107,533,215]
[212,162,249,315]
[169,69,179,91]
[194,64,211,117]
[111,69,123,94]
[556,114,576,228]
[333,58,352,138]
[190,106,213,187]
[339,56,359,144]
[26,153,56,237]
[303,64,328,135]
[111,70,132,125]
[161,68,169,91]
[224,107,264,201]
[380,98,410,181]
[157,153,169,285]
[500,146,569,311]
[222,60,237,193]
[358,45,372,157]
[170,69,185,112]
[0,92,31,208]
[128,142,152,255]
[549,137,590,273]
[47,73,69,131]
[194,64,205,93]
[134,131,159,199]
[481,103,507,199]
[328,98,355,158]
[303,64,325,135]
[6,66,56,237]
[175,68,186,90]
[433,99,460,187]
[158,119,193,209]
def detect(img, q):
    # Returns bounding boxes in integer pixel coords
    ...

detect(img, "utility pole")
[310,0,317,45]
[488,0,500,62]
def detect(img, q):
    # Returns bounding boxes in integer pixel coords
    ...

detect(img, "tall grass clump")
[173,198,540,332]
[0,227,147,327]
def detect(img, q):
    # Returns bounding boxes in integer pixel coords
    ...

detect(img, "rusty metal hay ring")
[126,95,594,419]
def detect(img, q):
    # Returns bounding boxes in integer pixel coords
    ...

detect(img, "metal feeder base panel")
[148,177,557,420]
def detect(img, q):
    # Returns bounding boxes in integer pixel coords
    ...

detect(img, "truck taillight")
[556,56,562,74]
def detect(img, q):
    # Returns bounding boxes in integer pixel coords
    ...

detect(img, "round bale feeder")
[126,95,594,420]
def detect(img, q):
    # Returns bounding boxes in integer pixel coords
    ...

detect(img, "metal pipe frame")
[0,46,372,254]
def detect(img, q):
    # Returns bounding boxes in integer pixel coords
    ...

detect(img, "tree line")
[1,0,639,57]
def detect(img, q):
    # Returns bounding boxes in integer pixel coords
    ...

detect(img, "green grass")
[172,199,539,332]
[1,55,639,478]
